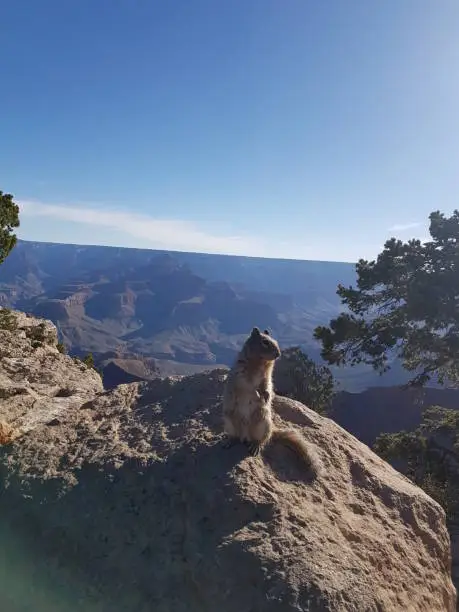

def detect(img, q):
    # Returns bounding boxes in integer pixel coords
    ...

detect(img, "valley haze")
[0,238,409,391]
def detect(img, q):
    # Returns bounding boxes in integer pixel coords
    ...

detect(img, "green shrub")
[82,353,95,368]
[0,308,18,331]
[274,346,335,415]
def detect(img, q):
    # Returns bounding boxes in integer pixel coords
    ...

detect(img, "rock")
[0,351,456,611]
[0,420,18,444]
[0,309,103,441]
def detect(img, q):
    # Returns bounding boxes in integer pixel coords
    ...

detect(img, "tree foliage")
[314,209,459,523]
[374,406,459,524]
[274,346,335,415]
[0,191,20,265]
[314,210,459,387]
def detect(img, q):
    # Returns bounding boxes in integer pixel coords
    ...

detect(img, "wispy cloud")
[388,222,422,232]
[19,200,266,256]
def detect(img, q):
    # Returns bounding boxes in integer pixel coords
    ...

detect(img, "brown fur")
[222,327,319,475]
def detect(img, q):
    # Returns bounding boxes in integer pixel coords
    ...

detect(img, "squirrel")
[222,327,319,475]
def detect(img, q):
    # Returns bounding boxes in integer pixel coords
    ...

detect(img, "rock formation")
[0,310,456,611]
[0,309,103,442]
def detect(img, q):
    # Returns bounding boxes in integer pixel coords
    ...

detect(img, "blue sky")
[2,1,458,262]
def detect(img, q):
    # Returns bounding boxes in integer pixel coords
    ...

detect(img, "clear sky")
[2,1,458,262]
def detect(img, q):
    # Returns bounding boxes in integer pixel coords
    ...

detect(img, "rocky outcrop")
[0,309,103,441]
[0,311,456,611]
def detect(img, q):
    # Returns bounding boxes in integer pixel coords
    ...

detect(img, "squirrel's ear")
[251,327,260,336]
[263,329,270,336]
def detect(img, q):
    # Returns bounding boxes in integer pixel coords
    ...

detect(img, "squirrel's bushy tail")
[272,428,321,478]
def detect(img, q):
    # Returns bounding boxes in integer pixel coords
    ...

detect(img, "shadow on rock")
[1,438,308,612]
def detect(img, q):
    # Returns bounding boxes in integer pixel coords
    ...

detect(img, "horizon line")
[16,237,358,266]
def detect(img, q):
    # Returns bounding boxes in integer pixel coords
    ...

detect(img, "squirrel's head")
[243,327,281,361]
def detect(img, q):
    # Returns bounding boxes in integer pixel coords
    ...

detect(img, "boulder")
[0,354,455,611]
[0,309,103,441]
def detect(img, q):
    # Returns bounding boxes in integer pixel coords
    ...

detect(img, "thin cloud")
[388,222,422,232]
[19,200,266,256]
